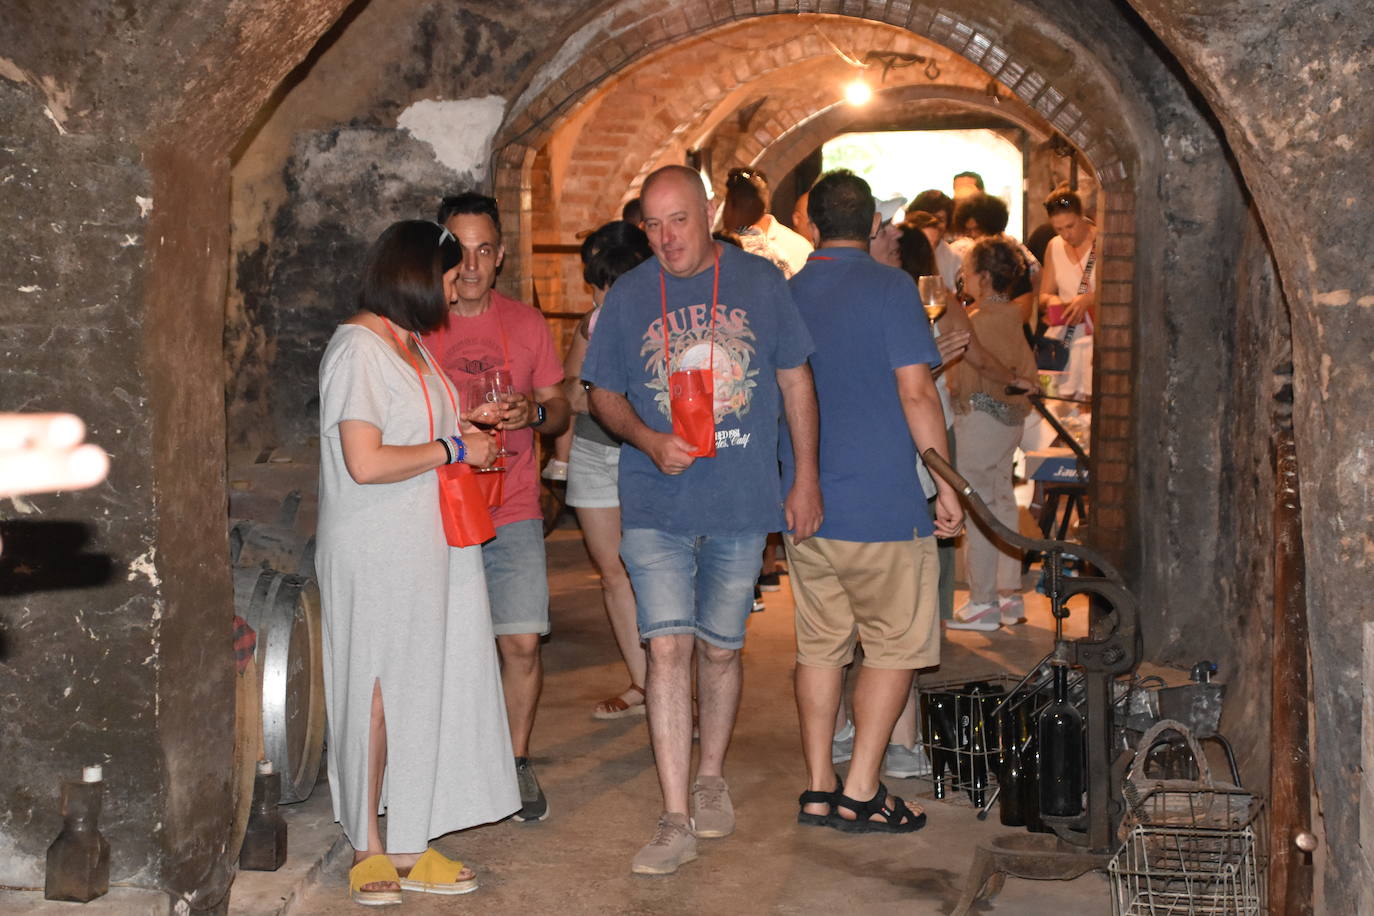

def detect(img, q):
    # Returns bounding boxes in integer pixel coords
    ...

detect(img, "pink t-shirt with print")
[423,290,564,529]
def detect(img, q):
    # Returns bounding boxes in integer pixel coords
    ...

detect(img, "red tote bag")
[386,322,496,548]
[660,249,720,458]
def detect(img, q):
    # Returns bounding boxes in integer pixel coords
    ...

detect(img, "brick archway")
[493,2,1142,555]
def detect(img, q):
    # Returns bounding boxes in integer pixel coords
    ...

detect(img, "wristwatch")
[532,402,547,427]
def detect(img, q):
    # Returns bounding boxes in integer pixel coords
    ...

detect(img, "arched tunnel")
[2,0,1370,911]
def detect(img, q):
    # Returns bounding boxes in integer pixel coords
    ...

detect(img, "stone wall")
[3,0,1371,909]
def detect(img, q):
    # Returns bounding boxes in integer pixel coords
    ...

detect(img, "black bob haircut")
[807,169,875,243]
[580,220,652,285]
[586,243,652,291]
[357,220,460,334]
[437,191,502,237]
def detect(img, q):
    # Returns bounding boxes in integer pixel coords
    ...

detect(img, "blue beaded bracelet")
[448,435,465,464]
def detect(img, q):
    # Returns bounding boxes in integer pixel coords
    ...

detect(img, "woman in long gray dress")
[316,220,518,905]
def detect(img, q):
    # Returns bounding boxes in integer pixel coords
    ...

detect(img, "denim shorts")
[482,518,550,636]
[619,528,767,650]
[565,436,620,509]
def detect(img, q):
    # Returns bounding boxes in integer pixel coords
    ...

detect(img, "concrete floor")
[278,526,1111,915]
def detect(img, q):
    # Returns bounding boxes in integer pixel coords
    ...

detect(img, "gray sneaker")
[512,757,548,822]
[883,743,933,779]
[631,812,698,875]
[691,775,735,838]
[832,720,855,764]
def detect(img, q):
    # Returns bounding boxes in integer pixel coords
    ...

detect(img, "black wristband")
[436,437,453,464]
[532,402,547,427]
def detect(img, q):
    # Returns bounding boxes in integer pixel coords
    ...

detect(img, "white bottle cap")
[256,759,274,776]
[82,766,103,783]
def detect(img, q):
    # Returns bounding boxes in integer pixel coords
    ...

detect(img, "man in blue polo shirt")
[784,170,963,834]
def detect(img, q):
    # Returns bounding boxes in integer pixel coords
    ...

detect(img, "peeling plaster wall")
[236,127,479,448]
[0,78,164,889]
[227,2,572,455]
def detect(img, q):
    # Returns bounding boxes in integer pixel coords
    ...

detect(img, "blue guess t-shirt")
[582,242,814,536]
[781,247,942,541]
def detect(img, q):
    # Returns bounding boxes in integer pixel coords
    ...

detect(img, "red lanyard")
[382,319,458,441]
[806,255,836,261]
[659,246,720,375]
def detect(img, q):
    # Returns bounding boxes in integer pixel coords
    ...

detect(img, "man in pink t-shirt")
[424,192,569,823]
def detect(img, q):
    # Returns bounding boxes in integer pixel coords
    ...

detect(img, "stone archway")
[492,3,1143,558]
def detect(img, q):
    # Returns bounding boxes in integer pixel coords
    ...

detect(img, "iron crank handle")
[921,448,1124,585]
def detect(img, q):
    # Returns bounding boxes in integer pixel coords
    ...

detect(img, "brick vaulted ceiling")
[508,10,1139,553]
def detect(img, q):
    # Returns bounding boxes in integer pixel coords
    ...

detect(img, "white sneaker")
[947,601,1000,631]
[999,594,1027,625]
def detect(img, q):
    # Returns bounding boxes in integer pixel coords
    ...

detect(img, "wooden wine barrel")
[230,654,263,857]
[230,518,317,578]
[232,567,325,804]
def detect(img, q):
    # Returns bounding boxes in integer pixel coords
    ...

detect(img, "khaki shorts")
[785,535,939,670]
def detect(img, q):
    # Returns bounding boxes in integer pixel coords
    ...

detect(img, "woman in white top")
[316,220,512,905]
[1037,189,1098,399]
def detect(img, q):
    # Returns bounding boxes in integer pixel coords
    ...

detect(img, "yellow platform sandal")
[348,854,402,907]
[396,848,478,896]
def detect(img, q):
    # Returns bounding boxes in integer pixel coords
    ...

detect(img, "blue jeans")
[619,529,767,650]
[482,518,550,636]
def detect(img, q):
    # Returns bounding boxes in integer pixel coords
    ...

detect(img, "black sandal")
[828,782,927,833]
[797,776,843,827]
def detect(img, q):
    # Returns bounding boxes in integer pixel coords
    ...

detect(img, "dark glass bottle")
[1020,725,1052,832]
[45,766,111,902]
[922,692,958,800]
[1038,664,1085,818]
[240,760,288,871]
[964,682,1003,807]
[998,701,1029,827]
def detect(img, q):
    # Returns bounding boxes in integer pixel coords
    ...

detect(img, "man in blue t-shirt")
[783,170,963,835]
[583,165,822,875]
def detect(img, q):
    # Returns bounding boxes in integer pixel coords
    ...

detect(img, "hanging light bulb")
[844,80,873,106]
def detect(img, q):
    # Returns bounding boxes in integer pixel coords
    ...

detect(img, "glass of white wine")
[918,275,947,323]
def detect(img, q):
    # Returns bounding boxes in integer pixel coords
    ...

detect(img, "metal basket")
[1110,788,1267,915]
[918,672,1025,804]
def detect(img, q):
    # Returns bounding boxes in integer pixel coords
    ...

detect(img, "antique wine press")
[920,448,1140,914]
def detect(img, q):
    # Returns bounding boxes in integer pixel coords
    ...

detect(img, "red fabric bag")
[386,322,495,548]
[659,249,720,458]
[436,463,496,547]
[669,368,716,457]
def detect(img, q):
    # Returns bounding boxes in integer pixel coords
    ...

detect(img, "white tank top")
[1048,234,1096,301]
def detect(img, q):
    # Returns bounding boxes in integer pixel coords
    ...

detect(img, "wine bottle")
[965,682,1003,807]
[998,700,1029,827]
[1038,663,1085,818]
[240,759,288,871]
[44,766,111,902]
[922,691,958,800]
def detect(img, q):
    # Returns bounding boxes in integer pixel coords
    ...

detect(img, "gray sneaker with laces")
[883,743,933,779]
[690,775,735,838]
[512,757,548,822]
[631,812,698,875]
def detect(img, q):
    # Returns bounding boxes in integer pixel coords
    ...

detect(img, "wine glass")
[463,377,506,472]
[481,369,519,459]
[918,275,947,323]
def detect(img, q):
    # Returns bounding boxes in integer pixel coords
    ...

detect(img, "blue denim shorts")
[482,518,550,636]
[619,528,767,650]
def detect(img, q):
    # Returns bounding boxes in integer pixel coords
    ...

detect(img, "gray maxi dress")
[316,323,519,853]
